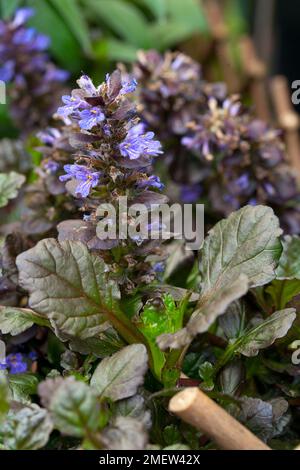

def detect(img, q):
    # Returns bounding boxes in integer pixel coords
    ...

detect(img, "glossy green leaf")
[0,171,25,208]
[49,377,101,438]
[91,344,148,401]
[16,239,120,339]
[0,306,50,336]
[235,308,296,357]
[2,404,53,450]
[158,206,282,349]
[9,374,39,404]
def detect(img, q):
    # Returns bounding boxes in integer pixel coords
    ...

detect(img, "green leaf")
[16,239,120,339]
[94,38,138,62]
[276,235,300,279]
[199,205,282,293]
[137,0,167,20]
[91,344,148,401]
[148,21,198,50]
[9,374,39,403]
[2,404,53,450]
[158,206,282,349]
[68,328,125,358]
[87,0,151,48]
[137,294,187,379]
[266,279,300,310]
[158,274,248,349]
[48,377,101,438]
[114,395,151,428]
[0,307,50,336]
[49,0,92,55]
[198,361,214,391]
[219,300,246,340]
[27,0,83,71]
[0,0,21,19]
[0,371,9,423]
[100,416,148,450]
[165,0,208,33]
[235,308,296,357]
[0,171,25,208]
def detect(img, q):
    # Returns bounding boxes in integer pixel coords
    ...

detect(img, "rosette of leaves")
[132,50,300,233]
[1,203,300,448]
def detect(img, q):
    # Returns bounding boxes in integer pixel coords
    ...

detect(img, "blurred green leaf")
[165,0,208,33]
[9,374,39,403]
[1,404,53,450]
[49,0,93,56]
[27,0,83,72]
[0,372,9,423]
[0,0,21,19]
[94,38,138,62]
[266,279,300,310]
[49,377,101,438]
[137,0,167,20]
[149,21,198,50]
[87,0,151,48]
[0,171,25,208]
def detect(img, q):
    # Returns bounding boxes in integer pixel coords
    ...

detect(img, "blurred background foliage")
[0,0,252,138]
[0,0,249,73]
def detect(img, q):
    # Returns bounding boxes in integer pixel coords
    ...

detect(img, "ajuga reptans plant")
[132,50,300,233]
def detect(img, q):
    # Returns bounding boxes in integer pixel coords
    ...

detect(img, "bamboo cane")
[169,387,271,450]
[270,76,300,174]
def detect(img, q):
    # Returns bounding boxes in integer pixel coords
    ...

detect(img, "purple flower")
[77,74,97,95]
[0,60,14,82]
[235,174,249,191]
[43,159,60,174]
[137,175,164,190]
[38,127,62,145]
[79,107,105,130]
[180,184,202,203]
[44,67,69,83]
[121,77,137,94]
[153,261,165,273]
[12,7,34,28]
[6,353,28,374]
[28,351,38,361]
[57,95,87,119]
[60,164,100,197]
[119,123,162,160]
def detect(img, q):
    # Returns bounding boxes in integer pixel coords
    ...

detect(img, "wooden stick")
[239,36,271,122]
[169,387,270,450]
[270,76,300,174]
[203,0,241,93]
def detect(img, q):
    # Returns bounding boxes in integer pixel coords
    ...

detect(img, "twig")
[169,387,270,450]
